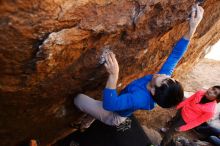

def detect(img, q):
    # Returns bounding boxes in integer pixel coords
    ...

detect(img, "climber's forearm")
[183,28,196,40]
[105,74,118,89]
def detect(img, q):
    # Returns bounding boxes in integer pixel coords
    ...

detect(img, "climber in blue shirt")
[74,4,204,130]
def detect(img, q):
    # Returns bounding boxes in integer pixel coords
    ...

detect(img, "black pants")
[195,123,220,146]
[161,110,186,146]
[195,123,220,137]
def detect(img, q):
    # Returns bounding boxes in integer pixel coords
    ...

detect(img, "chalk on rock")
[99,46,112,64]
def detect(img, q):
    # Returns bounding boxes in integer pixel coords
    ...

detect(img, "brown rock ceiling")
[0,0,219,145]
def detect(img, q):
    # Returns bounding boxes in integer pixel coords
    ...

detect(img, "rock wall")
[0,0,219,145]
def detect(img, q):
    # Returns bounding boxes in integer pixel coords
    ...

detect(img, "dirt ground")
[135,58,220,144]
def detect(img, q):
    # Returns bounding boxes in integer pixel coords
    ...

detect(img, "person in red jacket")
[161,85,220,146]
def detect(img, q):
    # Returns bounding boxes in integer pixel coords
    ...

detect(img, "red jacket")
[177,90,217,131]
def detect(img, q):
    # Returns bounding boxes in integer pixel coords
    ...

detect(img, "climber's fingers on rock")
[196,5,204,19]
[105,53,113,66]
[104,62,109,70]
[191,5,196,19]
[107,53,114,66]
[190,4,204,25]
[109,52,118,65]
[104,58,110,69]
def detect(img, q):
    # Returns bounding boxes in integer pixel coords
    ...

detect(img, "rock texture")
[180,58,220,92]
[0,0,220,145]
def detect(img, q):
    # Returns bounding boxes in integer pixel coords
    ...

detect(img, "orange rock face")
[0,0,220,145]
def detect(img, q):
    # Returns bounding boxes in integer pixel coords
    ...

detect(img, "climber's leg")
[74,94,126,126]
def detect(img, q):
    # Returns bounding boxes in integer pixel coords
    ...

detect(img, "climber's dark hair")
[152,79,184,108]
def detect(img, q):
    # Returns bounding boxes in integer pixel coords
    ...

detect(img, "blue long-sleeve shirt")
[103,37,190,117]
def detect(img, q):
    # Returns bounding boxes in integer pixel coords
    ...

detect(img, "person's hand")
[184,4,204,40]
[104,52,119,89]
[189,4,204,32]
[104,52,119,77]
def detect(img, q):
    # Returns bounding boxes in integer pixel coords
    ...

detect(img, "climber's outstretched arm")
[158,4,204,76]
